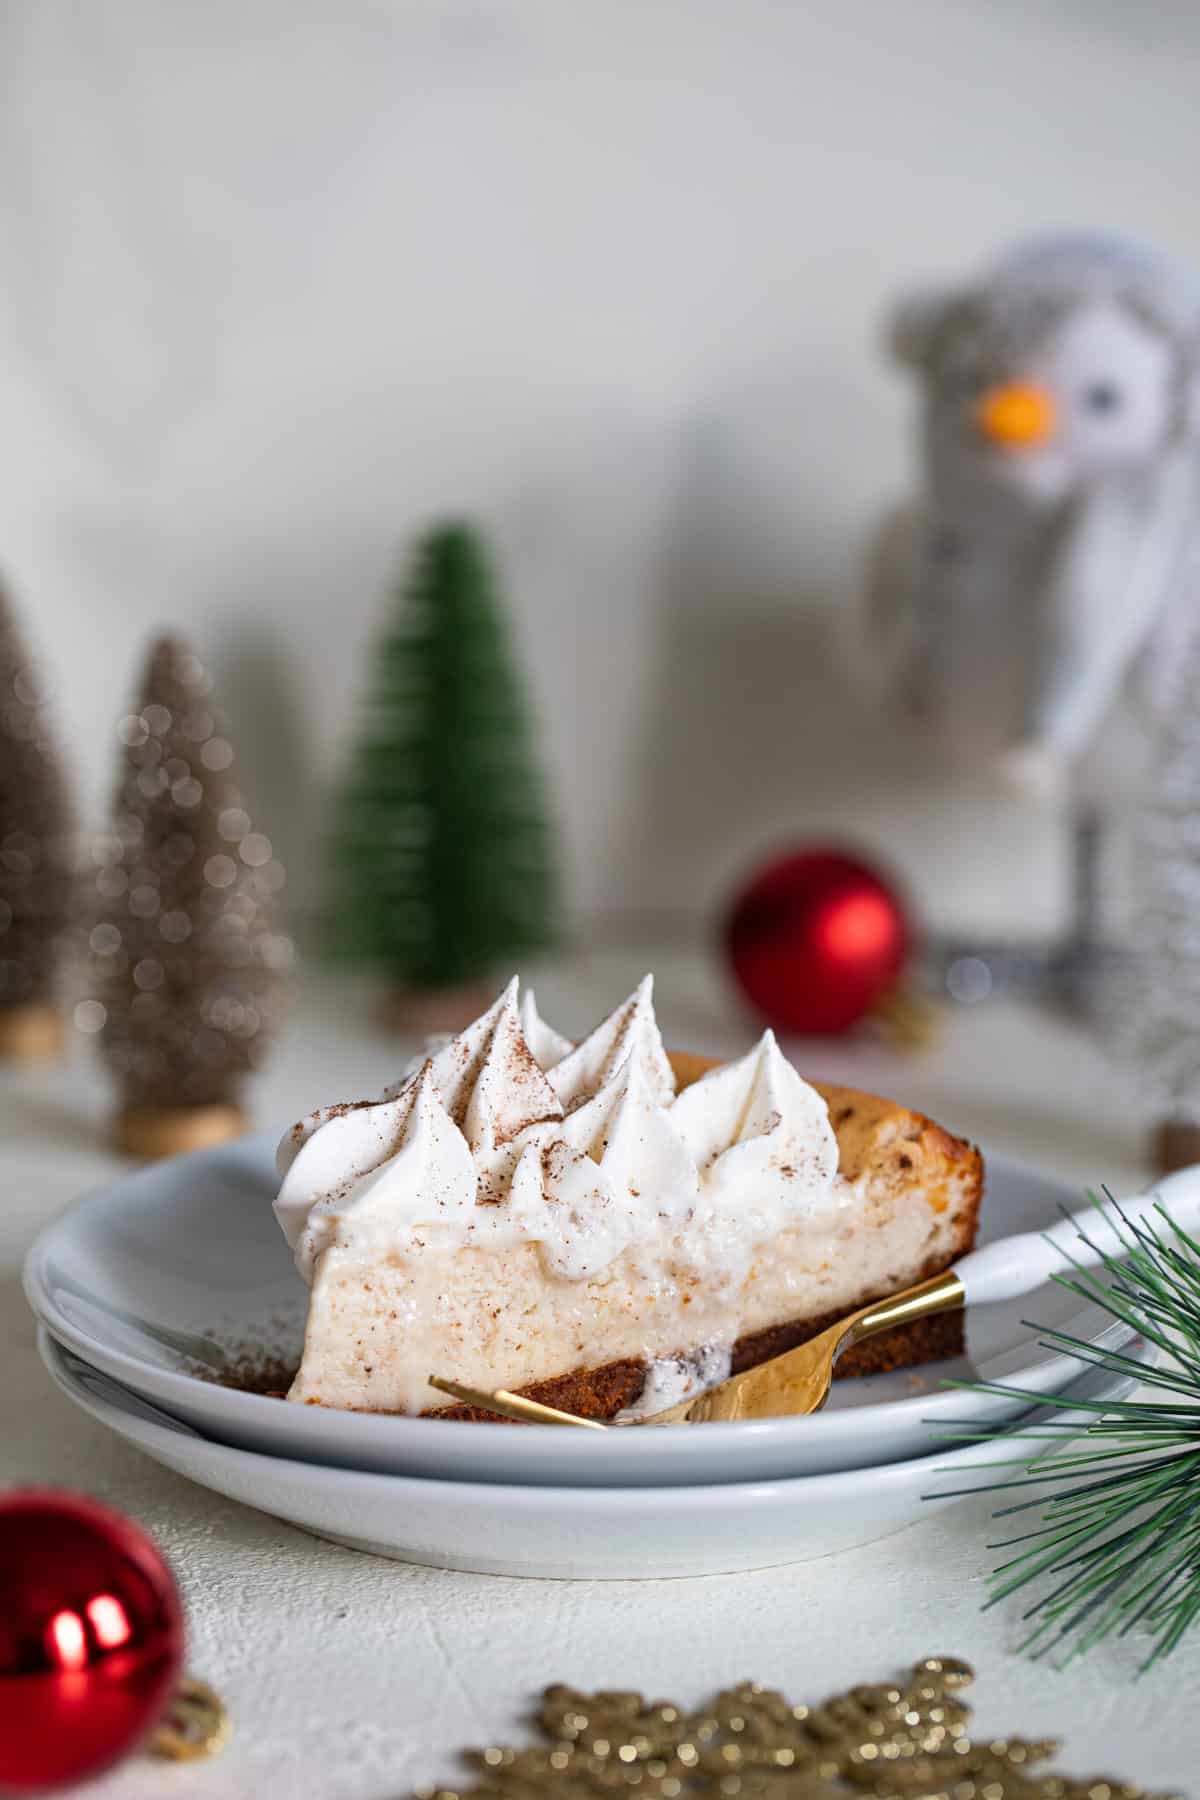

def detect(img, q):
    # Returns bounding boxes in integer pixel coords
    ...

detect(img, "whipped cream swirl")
[275,976,841,1287]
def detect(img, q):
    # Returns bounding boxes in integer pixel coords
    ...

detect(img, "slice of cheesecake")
[275,980,982,1422]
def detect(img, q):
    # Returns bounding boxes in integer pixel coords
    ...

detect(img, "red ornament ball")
[0,1489,183,1796]
[725,848,910,1036]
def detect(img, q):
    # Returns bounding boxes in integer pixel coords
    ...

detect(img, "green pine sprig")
[931,1191,1200,1671]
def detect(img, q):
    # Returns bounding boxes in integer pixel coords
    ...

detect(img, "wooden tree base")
[0,1002,65,1065]
[379,983,498,1037]
[1152,1120,1200,1176]
[116,1103,249,1161]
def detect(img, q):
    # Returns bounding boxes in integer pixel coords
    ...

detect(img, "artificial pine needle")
[935,1190,1200,1670]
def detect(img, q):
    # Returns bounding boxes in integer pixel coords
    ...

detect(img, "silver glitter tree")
[0,578,74,1060]
[1113,626,1200,1170]
[88,636,291,1156]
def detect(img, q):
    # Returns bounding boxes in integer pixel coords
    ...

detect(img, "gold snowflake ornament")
[414,1657,1176,1799]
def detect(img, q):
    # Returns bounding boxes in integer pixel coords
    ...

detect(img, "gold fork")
[644,1271,962,1424]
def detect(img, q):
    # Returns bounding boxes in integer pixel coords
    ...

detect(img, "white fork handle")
[952,1163,1200,1307]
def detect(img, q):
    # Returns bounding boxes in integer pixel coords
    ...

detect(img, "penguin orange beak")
[974,382,1058,451]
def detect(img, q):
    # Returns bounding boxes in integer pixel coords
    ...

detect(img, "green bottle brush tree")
[939,1192,1200,1671]
[331,522,562,1031]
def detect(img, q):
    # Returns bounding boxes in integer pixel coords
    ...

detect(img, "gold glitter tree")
[0,579,74,1062]
[88,636,290,1157]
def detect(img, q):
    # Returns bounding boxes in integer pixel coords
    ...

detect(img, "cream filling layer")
[287,1177,962,1416]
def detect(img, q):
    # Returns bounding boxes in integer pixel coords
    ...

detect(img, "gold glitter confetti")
[411,1659,1178,1799]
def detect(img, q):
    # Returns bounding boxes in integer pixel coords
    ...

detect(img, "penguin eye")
[1084,381,1121,414]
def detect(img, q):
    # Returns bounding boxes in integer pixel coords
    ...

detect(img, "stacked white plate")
[25,1136,1150,1579]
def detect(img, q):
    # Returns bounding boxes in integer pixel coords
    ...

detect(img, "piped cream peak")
[455,979,561,1158]
[275,980,839,1292]
[671,1028,838,1218]
[520,986,573,1070]
[548,975,675,1113]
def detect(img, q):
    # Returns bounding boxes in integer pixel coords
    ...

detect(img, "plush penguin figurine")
[860,233,1200,789]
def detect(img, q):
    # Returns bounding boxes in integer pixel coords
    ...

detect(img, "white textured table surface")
[3,950,1194,1797]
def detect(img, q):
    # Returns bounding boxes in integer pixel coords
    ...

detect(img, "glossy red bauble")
[0,1490,183,1795]
[725,848,910,1036]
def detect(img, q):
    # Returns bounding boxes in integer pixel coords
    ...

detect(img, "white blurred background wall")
[2,0,1199,937]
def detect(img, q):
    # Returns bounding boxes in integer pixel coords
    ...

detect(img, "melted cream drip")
[615,1343,734,1424]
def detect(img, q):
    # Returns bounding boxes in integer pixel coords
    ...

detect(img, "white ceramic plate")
[24,1135,1131,1487]
[40,1326,1154,1579]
